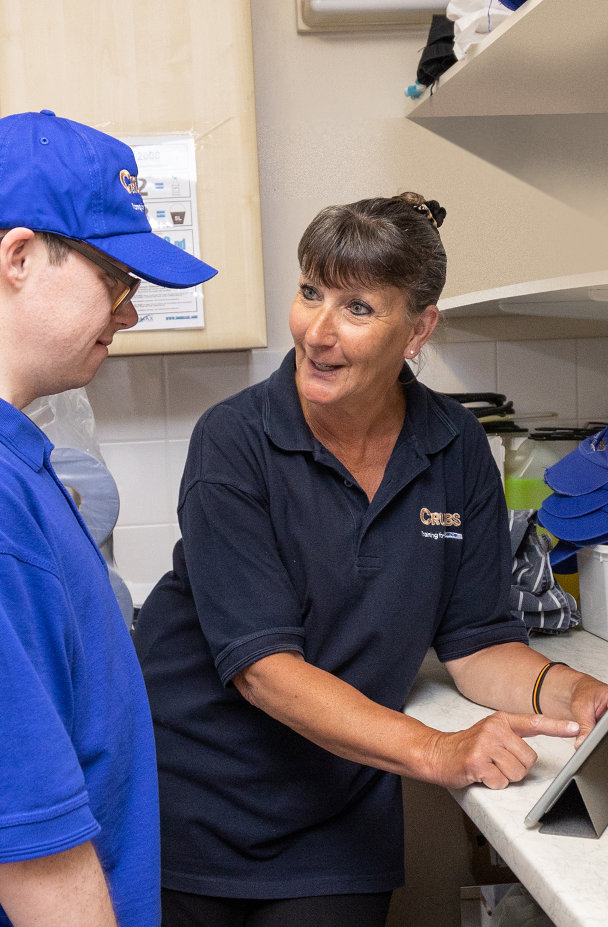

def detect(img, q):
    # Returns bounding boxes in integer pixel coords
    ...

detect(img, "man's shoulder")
[0,451,58,572]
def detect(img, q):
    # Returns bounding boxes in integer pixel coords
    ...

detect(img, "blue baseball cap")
[544,426,608,495]
[541,485,608,519]
[0,109,218,288]
[548,539,579,573]
[537,504,608,543]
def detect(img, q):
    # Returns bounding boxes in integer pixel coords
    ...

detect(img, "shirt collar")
[263,348,459,457]
[262,350,316,452]
[0,397,51,471]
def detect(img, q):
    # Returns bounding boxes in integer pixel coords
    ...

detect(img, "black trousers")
[161,887,393,927]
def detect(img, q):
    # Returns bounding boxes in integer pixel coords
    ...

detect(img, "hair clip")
[425,200,446,229]
[412,202,438,229]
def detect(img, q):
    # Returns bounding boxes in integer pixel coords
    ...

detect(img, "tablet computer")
[524,709,608,837]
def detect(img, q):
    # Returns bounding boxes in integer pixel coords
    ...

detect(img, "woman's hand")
[234,652,579,789]
[446,643,608,752]
[564,673,608,748]
[422,711,580,790]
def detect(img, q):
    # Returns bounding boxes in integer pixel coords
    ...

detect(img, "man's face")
[27,237,139,396]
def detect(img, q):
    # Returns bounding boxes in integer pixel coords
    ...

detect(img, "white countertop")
[403,629,608,927]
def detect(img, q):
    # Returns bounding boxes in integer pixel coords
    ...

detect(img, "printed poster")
[121,134,204,331]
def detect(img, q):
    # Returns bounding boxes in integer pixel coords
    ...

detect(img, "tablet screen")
[524,709,608,828]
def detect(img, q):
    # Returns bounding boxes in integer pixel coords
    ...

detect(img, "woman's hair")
[297,192,447,316]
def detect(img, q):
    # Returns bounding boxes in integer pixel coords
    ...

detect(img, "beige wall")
[251,1,431,347]
[252,1,608,334]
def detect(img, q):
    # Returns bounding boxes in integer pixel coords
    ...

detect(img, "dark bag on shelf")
[416,14,457,88]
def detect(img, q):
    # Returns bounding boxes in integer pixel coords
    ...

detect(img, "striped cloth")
[508,509,580,634]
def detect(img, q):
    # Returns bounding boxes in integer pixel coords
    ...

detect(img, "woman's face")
[289,275,438,413]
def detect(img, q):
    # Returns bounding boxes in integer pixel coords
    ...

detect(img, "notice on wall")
[121,134,204,331]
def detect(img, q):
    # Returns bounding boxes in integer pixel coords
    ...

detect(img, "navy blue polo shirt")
[133,349,527,900]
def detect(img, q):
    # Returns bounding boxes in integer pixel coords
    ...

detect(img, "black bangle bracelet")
[532,661,568,715]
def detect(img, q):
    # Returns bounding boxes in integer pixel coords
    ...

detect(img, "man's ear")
[0,228,37,291]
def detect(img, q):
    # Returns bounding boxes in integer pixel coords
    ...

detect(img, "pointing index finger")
[508,714,580,739]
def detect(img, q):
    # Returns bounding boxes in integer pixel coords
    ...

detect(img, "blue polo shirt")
[0,399,160,927]
[133,350,527,899]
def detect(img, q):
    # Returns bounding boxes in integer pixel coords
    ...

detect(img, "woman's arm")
[445,642,608,748]
[234,651,580,790]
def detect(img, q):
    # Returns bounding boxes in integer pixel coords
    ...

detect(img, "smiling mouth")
[310,359,339,372]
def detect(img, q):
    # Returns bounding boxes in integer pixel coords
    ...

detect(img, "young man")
[0,110,217,927]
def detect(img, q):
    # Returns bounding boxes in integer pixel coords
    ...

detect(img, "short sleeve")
[0,553,100,862]
[180,477,306,687]
[432,418,529,662]
[179,409,306,686]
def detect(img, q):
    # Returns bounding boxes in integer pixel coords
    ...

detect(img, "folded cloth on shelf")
[508,509,580,634]
[446,0,518,59]
[544,426,608,495]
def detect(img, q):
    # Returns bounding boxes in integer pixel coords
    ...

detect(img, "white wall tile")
[112,524,176,607]
[497,339,578,423]
[576,338,608,425]
[249,348,288,385]
[100,441,173,526]
[165,352,251,439]
[167,439,190,516]
[92,334,608,608]
[86,354,166,442]
[416,341,497,394]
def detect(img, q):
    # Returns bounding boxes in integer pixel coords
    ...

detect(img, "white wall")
[86,0,608,608]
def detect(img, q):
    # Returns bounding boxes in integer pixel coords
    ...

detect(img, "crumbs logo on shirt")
[419,507,463,541]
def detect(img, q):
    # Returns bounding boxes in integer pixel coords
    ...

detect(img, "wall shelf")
[439,271,608,319]
[407,0,608,325]
[408,0,608,120]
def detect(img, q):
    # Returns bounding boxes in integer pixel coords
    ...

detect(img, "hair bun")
[399,192,446,230]
[411,199,446,229]
[424,199,446,229]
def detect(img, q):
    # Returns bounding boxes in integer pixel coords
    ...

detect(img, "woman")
[133,192,608,927]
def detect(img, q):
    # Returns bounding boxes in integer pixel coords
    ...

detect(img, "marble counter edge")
[402,629,608,927]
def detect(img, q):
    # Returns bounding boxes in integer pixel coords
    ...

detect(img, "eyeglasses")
[63,238,141,313]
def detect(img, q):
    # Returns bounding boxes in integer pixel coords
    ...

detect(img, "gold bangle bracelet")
[532,661,568,715]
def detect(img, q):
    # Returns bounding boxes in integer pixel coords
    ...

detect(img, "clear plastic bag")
[24,387,134,628]
[24,387,104,462]
[494,884,555,926]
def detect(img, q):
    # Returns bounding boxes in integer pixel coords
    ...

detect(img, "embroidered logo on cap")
[119,169,139,195]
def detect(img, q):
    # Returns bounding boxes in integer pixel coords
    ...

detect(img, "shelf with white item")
[406,0,608,326]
